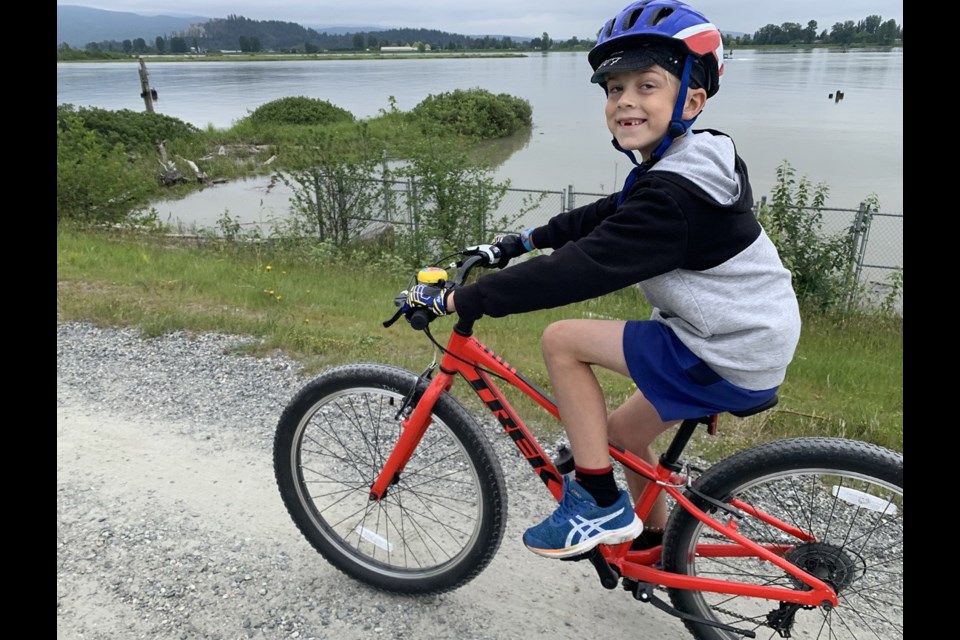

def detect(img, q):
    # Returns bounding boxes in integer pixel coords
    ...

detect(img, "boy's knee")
[541,320,577,354]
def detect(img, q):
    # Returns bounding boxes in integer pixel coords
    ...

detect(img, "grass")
[57,225,903,459]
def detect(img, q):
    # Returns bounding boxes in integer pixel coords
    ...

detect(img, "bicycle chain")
[642,581,769,632]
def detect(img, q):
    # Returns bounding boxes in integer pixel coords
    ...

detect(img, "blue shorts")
[623,321,778,422]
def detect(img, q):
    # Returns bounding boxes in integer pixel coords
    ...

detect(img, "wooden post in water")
[138,57,155,114]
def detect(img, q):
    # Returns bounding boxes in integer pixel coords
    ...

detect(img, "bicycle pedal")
[560,551,592,563]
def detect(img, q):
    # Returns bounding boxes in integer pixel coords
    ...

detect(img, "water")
[57,49,903,224]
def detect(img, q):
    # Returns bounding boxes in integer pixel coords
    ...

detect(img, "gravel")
[56,321,691,640]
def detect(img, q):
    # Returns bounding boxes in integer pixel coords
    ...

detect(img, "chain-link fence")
[492,185,902,299]
[306,177,902,311]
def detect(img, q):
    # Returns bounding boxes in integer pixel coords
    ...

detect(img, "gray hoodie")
[453,129,801,390]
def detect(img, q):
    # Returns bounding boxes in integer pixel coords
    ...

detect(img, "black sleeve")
[528,193,620,250]
[454,186,687,320]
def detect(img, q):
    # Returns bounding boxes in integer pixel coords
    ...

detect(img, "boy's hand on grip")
[407,283,449,317]
[489,234,525,269]
[489,227,534,269]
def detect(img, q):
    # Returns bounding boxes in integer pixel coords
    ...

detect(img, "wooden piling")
[138,57,155,114]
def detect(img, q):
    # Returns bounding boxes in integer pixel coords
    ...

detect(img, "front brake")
[383,291,410,328]
[393,360,438,420]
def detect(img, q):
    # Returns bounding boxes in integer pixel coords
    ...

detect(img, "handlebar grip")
[408,308,433,331]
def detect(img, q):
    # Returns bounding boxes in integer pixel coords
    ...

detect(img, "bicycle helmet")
[588,0,724,171]
[589,0,723,96]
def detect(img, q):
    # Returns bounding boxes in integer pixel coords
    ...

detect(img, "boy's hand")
[462,243,502,266]
[406,284,450,317]
[490,228,535,269]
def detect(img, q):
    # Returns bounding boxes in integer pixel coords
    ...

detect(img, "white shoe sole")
[525,516,644,559]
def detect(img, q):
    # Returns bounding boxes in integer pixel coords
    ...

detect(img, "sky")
[57,1,903,39]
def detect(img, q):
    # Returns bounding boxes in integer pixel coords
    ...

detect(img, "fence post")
[850,202,871,272]
[478,178,486,240]
[566,184,575,212]
[381,157,392,223]
[407,176,421,257]
[755,195,767,217]
[851,201,872,284]
[843,201,874,309]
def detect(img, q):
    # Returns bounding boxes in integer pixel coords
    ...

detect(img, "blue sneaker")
[523,476,643,559]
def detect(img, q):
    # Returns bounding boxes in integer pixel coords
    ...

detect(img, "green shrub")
[56,47,130,61]
[57,114,153,222]
[275,125,387,246]
[410,88,532,139]
[394,138,518,263]
[56,104,201,151]
[757,161,863,311]
[245,96,355,126]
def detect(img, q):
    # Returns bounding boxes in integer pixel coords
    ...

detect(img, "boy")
[407,0,801,559]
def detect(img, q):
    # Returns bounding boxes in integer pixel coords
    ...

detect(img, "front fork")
[367,366,456,501]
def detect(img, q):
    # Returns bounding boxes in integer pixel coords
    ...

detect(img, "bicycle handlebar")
[383,252,489,331]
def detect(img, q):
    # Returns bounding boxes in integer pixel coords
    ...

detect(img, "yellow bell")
[417,267,448,285]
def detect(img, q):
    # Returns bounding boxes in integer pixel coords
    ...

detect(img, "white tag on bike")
[355,525,394,552]
[832,485,898,516]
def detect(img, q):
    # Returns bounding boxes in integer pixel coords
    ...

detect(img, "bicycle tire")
[662,437,902,640]
[273,362,507,595]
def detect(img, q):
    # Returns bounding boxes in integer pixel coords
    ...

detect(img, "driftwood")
[158,168,187,186]
[156,140,210,186]
[180,157,209,182]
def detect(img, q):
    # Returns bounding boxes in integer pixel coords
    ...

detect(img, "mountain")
[57,5,210,47]
[57,6,536,50]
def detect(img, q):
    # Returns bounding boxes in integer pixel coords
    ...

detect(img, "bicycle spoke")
[277,375,495,580]
[665,441,902,640]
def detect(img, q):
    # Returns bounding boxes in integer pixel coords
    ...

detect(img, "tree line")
[57,14,901,60]
[731,16,901,47]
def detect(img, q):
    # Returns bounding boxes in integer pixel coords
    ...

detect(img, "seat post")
[659,417,710,472]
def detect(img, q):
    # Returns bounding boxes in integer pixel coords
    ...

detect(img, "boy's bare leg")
[608,393,679,529]
[540,319,632,469]
[541,318,678,528]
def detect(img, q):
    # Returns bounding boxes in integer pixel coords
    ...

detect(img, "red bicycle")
[273,249,903,640]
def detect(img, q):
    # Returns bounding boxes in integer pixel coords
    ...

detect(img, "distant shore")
[56,44,901,64]
[57,51,531,63]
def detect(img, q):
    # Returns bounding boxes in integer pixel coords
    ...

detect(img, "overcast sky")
[56,1,904,39]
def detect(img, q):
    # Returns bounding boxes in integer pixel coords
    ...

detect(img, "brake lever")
[383,291,409,328]
[383,307,404,328]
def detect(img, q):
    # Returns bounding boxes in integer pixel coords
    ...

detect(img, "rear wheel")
[662,437,903,640]
[274,363,507,595]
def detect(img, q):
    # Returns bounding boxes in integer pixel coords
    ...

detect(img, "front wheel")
[274,363,507,595]
[662,437,903,640]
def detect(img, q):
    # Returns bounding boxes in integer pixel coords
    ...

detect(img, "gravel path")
[57,321,688,640]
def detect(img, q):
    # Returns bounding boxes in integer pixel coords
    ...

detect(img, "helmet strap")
[611,138,640,205]
[651,55,699,161]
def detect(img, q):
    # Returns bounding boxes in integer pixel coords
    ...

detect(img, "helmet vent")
[602,19,614,39]
[623,8,644,31]
[646,7,675,27]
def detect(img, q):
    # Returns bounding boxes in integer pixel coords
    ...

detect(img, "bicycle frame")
[368,323,839,611]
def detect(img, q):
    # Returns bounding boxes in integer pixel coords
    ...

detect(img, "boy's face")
[604,66,705,159]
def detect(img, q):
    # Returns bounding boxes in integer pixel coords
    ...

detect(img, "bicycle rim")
[287,383,487,581]
[668,463,903,639]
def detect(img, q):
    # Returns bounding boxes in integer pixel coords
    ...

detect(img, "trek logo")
[467,374,561,488]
